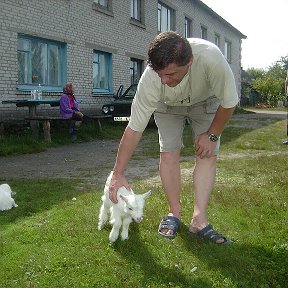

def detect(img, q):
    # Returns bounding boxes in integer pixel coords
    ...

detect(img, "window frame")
[184,17,192,38]
[131,0,141,21]
[158,2,175,32]
[17,34,66,92]
[93,0,108,8]
[201,25,208,40]
[130,0,145,27]
[214,34,220,48]
[92,0,113,16]
[93,50,113,94]
[224,40,232,63]
[130,58,143,85]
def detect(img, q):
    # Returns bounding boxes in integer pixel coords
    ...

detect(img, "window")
[93,51,112,94]
[224,40,232,62]
[94,0,108,8]
[130,58,143,84]
[201,26,207,40]
[184,17,192,38]
[92,0,113,15]
[17,35,66,91]
[131,0,141,21]
[214,34,220,47]
[158,2,174,32]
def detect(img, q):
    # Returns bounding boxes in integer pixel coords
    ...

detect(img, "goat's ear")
[120,194,128,204]
[142,190,151,199]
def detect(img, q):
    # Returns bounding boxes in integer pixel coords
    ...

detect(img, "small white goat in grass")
[98,172,151,242]
[0,183,18,211]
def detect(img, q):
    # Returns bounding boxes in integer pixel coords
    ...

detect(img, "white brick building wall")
[0,0,246,120]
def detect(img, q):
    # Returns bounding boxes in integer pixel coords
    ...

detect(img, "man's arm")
[195,105,236,158]
[208,105,236,136]
[109,126,143,203]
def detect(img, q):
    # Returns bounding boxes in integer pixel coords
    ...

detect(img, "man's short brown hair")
[147,31,192,71]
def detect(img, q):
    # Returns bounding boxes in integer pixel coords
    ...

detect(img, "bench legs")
[43,120,51,142]
[96,119,102,132]
[29,119,51,142]
[27,117,107,142]
[0,122,4,138]
[30,120,40,138]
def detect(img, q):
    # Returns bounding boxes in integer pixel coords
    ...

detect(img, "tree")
[252,75,284,106]
[246,67,265,80]
[244,55,288,107]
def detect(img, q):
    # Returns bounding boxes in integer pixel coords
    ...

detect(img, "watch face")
[209,133,218,142]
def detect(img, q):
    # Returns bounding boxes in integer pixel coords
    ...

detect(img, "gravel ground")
[0,138,161,186]
[1,111,286,187]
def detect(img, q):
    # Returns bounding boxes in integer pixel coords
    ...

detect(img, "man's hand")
[109,172,130,203]
[194,132,217,158]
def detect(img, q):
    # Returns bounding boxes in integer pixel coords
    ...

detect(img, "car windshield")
[122,84,137,99]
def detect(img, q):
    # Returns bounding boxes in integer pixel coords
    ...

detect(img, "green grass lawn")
[1,113,287,287]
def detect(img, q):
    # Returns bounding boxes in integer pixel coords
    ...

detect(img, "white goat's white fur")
[0,183,18,211]
[98,172,151,242]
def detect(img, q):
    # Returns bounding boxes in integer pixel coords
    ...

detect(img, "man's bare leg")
[159,150,181,235]
[189,156,225,243]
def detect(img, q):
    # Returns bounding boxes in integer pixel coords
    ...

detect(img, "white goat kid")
[98,172,151,242]
[0,183,18,211]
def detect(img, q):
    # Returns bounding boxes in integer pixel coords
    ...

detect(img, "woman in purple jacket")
[60,83,83,141]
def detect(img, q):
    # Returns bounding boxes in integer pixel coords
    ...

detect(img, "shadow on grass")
[112,225,211,288]
[109,221,287,287]
[0,178,88,225]
[179,224,287,287]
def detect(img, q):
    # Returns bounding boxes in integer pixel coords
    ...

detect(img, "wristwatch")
[207,131,219,142]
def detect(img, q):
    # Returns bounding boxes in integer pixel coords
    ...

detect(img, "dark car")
[102,84,137,122]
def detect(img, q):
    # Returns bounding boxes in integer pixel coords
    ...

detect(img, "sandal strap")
[159,216,180,233]
[197,224,213,236]
[159,223,177,232]
[196,224,229,243]
[204,230,224,242]
[162,216,180,224]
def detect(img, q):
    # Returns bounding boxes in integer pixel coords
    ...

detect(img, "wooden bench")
[85,114,112,133]
[25,115,112,142]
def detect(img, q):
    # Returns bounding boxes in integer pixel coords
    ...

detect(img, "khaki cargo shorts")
[154,96,220,154]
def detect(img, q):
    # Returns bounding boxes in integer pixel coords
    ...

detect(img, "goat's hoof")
[109,233,118,243]
[121,234,129,240]
[109,237,117,243]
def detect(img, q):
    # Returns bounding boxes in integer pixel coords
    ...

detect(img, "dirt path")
[0,138,162,186]
[0,111,286,187]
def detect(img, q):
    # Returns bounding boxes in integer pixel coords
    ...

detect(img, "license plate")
[114,116,130,121]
